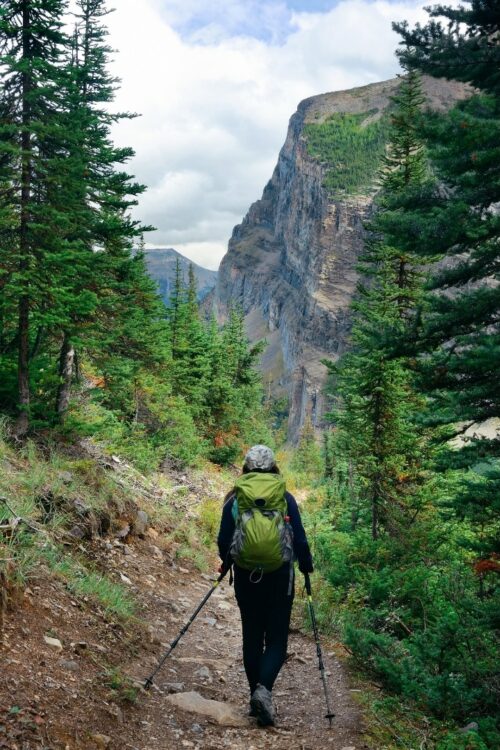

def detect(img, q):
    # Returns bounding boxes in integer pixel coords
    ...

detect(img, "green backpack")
[229,472,294,573]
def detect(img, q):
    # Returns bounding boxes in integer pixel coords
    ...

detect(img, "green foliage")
[324,72,430,541]
[392,1,500,612]
[307,471,499,734]
[304,110,390,195]
[382,71,428,191]
[436,732,488,750]
[394,1,500,100]
[203,307,272,464]
[0,0,152,433]
[102,668,139,704]
[0,2,273,471]
[197,497,222,548]
[291,417,323,481]
[313,60,499,747]
[358,693,495,750]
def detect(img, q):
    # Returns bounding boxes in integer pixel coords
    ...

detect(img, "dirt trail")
[1,531,366,750]
[124,545,365,750]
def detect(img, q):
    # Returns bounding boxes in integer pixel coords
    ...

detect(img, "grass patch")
[69,571,136,619]
[197,497,222,548]
[40,544,136,619]
[175,543,209,572]
[102,667,140,704]
[1,532,135,619]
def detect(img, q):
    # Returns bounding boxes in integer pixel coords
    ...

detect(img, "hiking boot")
[250,684,275,727]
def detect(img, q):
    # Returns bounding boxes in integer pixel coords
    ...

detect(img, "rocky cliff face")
[216,76,469,440]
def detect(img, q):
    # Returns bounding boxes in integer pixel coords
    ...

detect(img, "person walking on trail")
[217,444,313,727]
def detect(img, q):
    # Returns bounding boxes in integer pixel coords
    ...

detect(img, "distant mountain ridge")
[144,248,218,304]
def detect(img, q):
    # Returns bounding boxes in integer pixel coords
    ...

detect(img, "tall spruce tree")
[394,2,500,560]
[327,72,429,539]
[54,0,153,417]
[319,65,499,729]
[168,257,186,360]
[205,306,266,462]
[166,261,212,418]
[0,0,69,433]
[0,0,158,424]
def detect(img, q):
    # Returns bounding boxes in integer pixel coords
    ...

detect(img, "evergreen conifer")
[328,72,429,539]
[394,1,500,559]
[0,0,70,432]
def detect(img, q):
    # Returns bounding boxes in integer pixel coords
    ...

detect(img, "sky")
[106,0,431,270]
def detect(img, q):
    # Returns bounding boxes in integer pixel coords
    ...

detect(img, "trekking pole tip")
[325,712,335,727]
[143,677,153,691]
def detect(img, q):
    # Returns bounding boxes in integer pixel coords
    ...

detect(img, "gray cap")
[244,445,276,471]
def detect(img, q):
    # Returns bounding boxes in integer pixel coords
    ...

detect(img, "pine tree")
[205,307,266,462]
[53,0,152,418]
[0,0,70,433]
[365,71,430,319]
[395,1,500,99]
[327,72,429,539]
[187,262,198,314]
[166,263,212,418]
[382,70,427,193]
[0,0,164,427]
[394,2,500,558]
[168,258,187,360]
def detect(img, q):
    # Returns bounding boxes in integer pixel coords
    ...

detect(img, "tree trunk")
[349,460,359,532]
[372,493,378,540]
[16,298,30,435]
[371,383,383,540]
[15,0,33,437]
[30,325,44,360]
[56,334,75,417]
[74,350,81,383]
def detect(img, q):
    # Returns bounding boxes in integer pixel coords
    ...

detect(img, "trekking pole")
[304,572,335,727]
[143,568,229,690]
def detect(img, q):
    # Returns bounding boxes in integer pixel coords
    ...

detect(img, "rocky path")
[122,547,366,750]
[1,530,366,750]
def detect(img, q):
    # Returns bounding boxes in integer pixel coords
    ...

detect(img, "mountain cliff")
[215,76,469,440]
[144,248,217,304]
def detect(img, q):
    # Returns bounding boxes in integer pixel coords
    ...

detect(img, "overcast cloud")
[107,0,429,270]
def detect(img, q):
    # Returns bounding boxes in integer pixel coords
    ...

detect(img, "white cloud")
[107,0,430,271]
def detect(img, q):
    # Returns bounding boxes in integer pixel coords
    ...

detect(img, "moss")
[304,110,390,196]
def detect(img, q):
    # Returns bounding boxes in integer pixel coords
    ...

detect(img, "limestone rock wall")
[215,76,469,440]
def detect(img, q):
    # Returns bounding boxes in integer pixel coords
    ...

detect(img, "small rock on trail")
[43,635,63,650]
[166,691,250,727]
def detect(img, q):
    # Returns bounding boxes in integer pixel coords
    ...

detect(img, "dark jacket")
[217,490,314,574]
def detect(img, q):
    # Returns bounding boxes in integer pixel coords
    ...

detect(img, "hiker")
[217,444,313,727]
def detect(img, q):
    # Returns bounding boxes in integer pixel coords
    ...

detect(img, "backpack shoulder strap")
[231,497,239,523]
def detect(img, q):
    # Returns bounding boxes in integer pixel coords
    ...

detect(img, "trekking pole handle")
[304,571,312,596]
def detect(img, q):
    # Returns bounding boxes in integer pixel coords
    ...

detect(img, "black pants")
[234,563,294,695]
